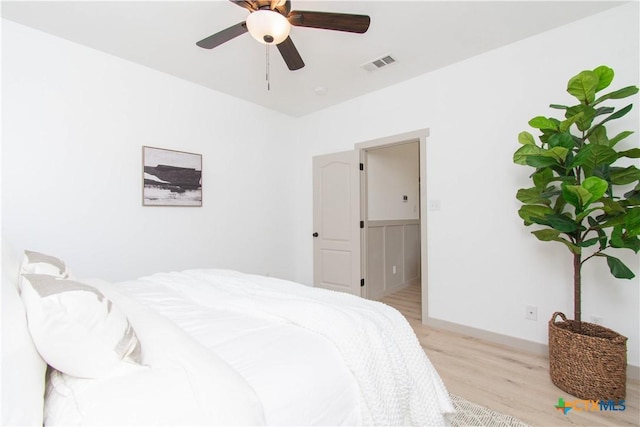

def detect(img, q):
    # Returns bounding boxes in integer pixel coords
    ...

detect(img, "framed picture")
[142,146,202,206]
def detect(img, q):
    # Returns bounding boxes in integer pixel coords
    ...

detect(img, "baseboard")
[424,317,640,382]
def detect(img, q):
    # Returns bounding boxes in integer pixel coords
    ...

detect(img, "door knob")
[312,232,319,237]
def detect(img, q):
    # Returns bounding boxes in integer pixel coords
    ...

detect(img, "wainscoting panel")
[367,226,385,297]
[385,225,405,290]
[404,223,421,284]
[367,220,420,300]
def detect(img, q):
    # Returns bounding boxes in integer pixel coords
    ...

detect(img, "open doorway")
[361,142,421,302]
[356,129,428,322]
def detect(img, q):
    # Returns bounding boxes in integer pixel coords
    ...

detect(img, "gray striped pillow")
[20,274,142,378]
[20,250,72,281]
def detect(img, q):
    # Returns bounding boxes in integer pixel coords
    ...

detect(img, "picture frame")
[142,146,202,206]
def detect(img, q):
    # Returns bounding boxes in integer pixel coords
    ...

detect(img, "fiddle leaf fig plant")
[514,65,640,323]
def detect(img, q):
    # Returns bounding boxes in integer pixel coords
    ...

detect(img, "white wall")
[367,142,419,221]
[292,3,640,366]
[1,20,297,281]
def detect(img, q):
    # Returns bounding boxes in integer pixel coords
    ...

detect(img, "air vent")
[361,54,397,72]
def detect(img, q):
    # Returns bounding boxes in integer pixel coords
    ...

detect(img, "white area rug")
[450,394,530,427]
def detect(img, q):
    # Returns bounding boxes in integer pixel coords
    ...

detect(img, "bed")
[1,247,454,426]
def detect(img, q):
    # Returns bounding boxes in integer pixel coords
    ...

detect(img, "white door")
[312,150,361,296]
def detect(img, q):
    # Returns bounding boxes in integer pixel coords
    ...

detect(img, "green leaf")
[548,132,575,149]
[622,236,640,252]
[594,106,615,117]
[592,165,612,192]
[516,187,551,206]
[579,237,602,247]
[518,131,536,145]
[533,168,554,189]
[609,130,634,147]
[553,194,568,214]
[564,104,596,131]
[623,183,640,202]
[562,183,585,211]
[543,147,569,163]
[576,206,603,223]
[593,85,640,105]
[610,224,640,252]
[589,144,619,166]
[529,116,558,130]
[625,208,640,236]
[582,176,608,205]
[577,105,597,131]
[542,187,562,199]
[587,125,608,145]
[531,229,560,240]
[602,254,636,279]
[589,216,609,250]
[562,180,606,212]
[587,104,634,138]
[600,198,626,215]
[610,224,625,248]
[532,229,581,254]
[513,144,542,165]
[568,144,592,169]
[559,112,583,133]
[610,166,640,185]
[518,205,554,225]
[546,213,579,232]
[567,70,599,103]
[593,65,614,92]
[550,104,569,110]
[599,214,628,229]
[570,144,618,176]
[526,155,559,168]
[618,148,640,159]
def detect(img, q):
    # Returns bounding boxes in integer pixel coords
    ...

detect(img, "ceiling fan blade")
[196,22,248,49]
[270,0,286,10]
[288,10,370,34]
[229,0,256,12]
[276,37,305,71]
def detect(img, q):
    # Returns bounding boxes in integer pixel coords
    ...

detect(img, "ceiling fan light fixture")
[246,10,291,45]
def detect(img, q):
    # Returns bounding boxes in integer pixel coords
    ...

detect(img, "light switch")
[428,200,441,211]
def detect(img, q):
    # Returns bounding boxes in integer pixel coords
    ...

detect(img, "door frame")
[355,128,430,323]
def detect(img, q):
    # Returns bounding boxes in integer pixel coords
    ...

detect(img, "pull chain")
[265,44,271,91]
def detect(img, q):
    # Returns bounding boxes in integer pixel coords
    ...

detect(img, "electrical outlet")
[526,305,537,321]
[392,265,397,275]
[590,315,604,325]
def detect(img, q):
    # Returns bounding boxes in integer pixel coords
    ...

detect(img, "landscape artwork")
[142,146,202,206]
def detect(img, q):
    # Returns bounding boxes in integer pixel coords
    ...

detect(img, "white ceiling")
[1,1,625,117]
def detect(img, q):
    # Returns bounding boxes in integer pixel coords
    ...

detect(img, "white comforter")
[116,269,454,426]
[44,277,266,426]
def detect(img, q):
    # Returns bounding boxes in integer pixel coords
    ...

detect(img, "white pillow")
[1,244,47,426]
[19,250,72,284]
[44,279,266,426]
[20,274,142,378]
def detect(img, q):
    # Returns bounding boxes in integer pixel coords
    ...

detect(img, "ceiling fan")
[196,0,371,71]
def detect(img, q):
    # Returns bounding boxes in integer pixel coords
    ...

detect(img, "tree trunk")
[573,252,582,323]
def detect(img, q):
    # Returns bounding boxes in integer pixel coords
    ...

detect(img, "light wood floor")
[379,283,639,427]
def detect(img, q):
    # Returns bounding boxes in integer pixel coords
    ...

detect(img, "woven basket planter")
[548,312,627,401]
